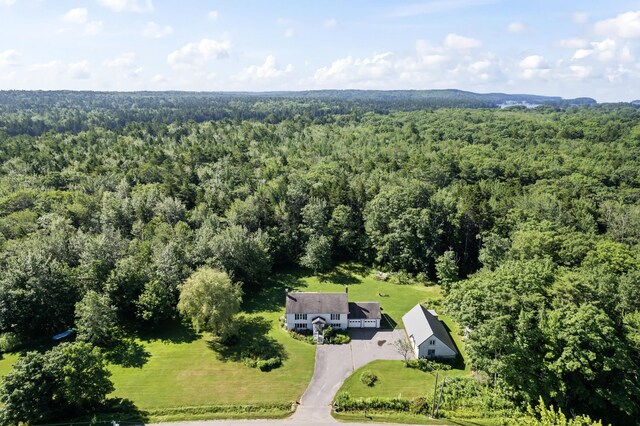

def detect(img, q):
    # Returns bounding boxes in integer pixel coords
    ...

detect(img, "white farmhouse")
[402,304,457,359]
[285,288,381,341]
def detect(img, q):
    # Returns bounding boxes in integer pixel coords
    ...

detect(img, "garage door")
[363,320,378,328]
[349,319,362,328]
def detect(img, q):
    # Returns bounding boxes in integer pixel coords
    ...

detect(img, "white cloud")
[29,60,62,72]
[63,8,88,24]
[84,21,103,35]
[519,55,550,79]
[573,12,589,24]
[469,59,491,72]
[208,10,219,21]
[507,21,525,33]
[572,39,633,63]
[313,52,395,86]
[142,21,173,38]
[235,55,293,81]
[558,38,588,49]
[97,0,153,13]
[519,55,548,70]
[444,33,482,49]
[167,38,230,68]
[151,74,165,84]
[572,49,593,60]
[104,52,136,68]
[324,18,338,28]
[68,60,91,79]
[594,11,640,39]
[0,0,15,6]
[0,49,20,66]
[284,28,296,38]
[569,65,592,79]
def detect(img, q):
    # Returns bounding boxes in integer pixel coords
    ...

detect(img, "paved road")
[149,329,415,426]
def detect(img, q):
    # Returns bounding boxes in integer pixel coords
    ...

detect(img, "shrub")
[256,357,282,372]
[288,329,315,344]
[407,358,452,372]
[0,332,21,353]
[360,370,378,387]
[334,393,412,413]
[323,326,351,344]
[410,396,430,415]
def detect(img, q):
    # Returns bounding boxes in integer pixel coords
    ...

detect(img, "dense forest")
[0,92,639,424]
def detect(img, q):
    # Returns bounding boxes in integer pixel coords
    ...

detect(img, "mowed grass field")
[0,263,454,419]
[339,360,469,399]
[108,317,315,409]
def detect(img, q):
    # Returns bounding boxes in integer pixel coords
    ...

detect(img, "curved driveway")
[149,329,418,426]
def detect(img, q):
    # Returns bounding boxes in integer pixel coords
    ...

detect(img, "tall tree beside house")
[177,267,243,340]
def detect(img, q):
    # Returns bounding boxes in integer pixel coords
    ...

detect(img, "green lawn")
[339,360,469,399]
[108,318,315,409]
[0,263,453,421]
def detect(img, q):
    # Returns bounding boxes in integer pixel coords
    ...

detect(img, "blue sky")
[0,0,639,101]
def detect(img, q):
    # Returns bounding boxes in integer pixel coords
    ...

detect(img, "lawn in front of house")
[108,316,315,410]
[0,263,450,421]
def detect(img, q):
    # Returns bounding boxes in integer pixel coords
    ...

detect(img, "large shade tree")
[177,267,243,340]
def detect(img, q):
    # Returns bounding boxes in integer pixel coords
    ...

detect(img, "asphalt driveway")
[290,328,411,424]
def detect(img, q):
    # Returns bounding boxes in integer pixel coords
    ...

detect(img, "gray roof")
[348,302,381,319]
[285,292,349,314]
[402,304,457,353]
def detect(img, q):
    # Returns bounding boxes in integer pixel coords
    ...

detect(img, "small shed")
[402,304,457,359]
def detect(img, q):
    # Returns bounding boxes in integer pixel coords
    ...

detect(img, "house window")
[296,323,308,329]
[331,314,340,320]
[429,339,436,345]
[427,349,436,357]
[295,314,307,320]
[332,323,341,328]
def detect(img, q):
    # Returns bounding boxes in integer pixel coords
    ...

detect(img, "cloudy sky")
[1,0,639,101]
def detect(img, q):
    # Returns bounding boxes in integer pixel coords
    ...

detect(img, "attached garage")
[363,319,378,328]
[347,302,381,329]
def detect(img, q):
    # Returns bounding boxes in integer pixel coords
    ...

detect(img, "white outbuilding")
[402,304,457,359]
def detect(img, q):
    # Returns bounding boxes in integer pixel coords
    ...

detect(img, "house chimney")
[345,285,348,294]
[285,288,289,297]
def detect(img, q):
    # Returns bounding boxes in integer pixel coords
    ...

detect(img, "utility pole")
[430,370,439,418]
[435,376,446,418]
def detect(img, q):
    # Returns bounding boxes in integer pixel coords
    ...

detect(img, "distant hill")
[0,89,597,136]
[632,100,640,106]
[246,89,597,108]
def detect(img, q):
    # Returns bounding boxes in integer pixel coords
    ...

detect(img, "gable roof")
[285,292,349,314]
[402,304,457,353]
[348,302,381,319]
